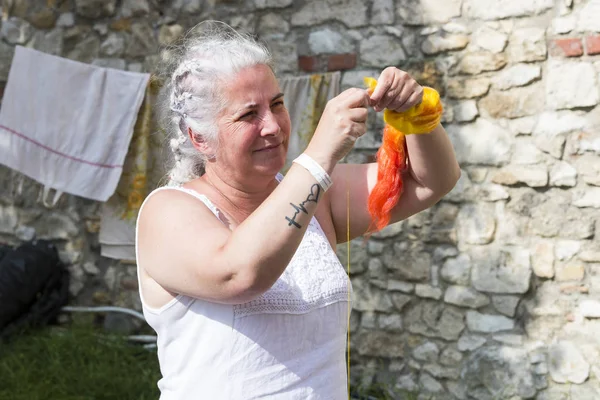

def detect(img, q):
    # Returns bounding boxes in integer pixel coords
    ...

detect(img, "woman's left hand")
[369,67,424,113]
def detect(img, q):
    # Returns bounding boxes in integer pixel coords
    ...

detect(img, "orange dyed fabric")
[364,78,443,231]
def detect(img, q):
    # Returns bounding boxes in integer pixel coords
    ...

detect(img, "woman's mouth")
[255,143,281,152]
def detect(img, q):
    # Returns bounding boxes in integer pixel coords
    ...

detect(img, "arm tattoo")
[285,184,321,229]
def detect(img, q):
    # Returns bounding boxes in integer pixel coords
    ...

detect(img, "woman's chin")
[252,146,287,172]
[254,159,286,175]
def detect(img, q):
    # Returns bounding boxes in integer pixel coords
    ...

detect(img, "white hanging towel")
[279,71,341,171]
[0,46,150,203]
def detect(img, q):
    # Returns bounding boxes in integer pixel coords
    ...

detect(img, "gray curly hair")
[156,21,273,186]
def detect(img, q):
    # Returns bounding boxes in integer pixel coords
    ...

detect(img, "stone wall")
[0,0,599,399]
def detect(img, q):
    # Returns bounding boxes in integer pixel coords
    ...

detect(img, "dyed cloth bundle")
[364,77,443,231]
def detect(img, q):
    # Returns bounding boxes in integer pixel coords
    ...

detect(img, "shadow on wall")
[338,163,600,398]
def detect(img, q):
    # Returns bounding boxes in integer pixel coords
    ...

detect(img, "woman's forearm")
[219,163,325,300]
[404,124,461,193]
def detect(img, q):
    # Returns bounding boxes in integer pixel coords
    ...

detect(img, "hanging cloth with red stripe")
[0,46,149,205]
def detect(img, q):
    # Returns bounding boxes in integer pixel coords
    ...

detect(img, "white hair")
[156,21,273,186]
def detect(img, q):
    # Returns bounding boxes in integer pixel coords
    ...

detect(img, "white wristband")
[292,154,333,192]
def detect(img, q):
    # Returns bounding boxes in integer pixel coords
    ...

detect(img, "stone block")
[479,84,544,119]
[471,246,532,294]
[492,295,520,317]
[360,35,406,67]
[292,0,368,27]
[463,0,552,20]
[75,0,117,18]
[456,52,507,75]
[447,77,490,99]
[466,311,515,332]
[462,346,536,399]
[356,331,406,357]
[508,27,547,62]
[397,0,462,25]
[546,60,599,110]
[444,286,490,309]
[548,341,590,384]
[493,64,541,90]
[446,119,511,166]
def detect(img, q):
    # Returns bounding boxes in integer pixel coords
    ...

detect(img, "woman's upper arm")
[136,190,243,303]
[328,163,441,242]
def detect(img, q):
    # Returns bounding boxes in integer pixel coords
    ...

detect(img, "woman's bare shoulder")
[136,185,235,303]
[138,186,218,232]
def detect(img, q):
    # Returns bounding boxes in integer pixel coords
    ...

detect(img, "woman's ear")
[187,127,214,156]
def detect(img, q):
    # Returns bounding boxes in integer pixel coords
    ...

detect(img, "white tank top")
[135,184,352,400]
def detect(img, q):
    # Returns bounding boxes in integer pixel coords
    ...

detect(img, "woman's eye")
[240,111,256,120]
[272,101,284,108]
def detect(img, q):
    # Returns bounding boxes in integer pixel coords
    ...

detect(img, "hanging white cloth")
[99,80,166,261]
[280,71,341,171]
[0,46,149,203]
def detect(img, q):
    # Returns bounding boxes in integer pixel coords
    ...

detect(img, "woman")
[136,22,460,399]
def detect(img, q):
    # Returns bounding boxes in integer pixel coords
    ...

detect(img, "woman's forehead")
[223,64,281,103]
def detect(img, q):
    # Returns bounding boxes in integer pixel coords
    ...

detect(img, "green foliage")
[1,323,419,400]
[0,325,160,400]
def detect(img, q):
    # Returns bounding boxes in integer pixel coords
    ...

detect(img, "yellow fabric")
[363,77,442,135]
[363,76,443,232]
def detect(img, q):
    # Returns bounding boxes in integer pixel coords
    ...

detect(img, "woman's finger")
[349,107,369,123]
[376,87,396,111]
[389,81,414,111]
[376,72,404,111]
[396,87,423,113]
[351,121,367,138]
[369,68,394,105]
[342,88,371,109]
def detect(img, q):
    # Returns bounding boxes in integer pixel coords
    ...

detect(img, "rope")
[346,174,351,399]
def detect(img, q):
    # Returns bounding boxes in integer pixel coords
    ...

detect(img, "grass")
[0,325,161,400]
[0,323,417,400]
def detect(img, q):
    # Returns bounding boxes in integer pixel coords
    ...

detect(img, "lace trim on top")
[162,181,351,319]
[233,217,351,319]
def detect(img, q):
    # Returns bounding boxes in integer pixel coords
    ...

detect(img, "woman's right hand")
[304,88,370,173]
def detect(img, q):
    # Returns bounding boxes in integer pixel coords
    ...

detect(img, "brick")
[585,35,600,55]
[298,55,320,72]
[327,53,356,71]
[550,38,583,57]
[299,53,357,73]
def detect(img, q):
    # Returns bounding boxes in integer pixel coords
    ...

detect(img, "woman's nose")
[261,111,280,136]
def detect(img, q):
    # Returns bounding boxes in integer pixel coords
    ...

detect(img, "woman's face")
[214,63,291,180]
